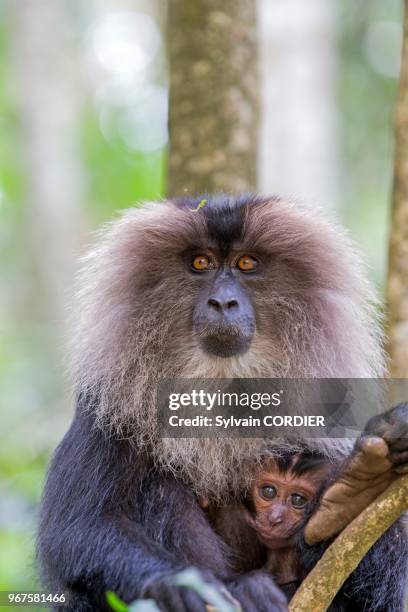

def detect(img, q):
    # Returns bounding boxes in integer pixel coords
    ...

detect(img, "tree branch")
[289,474,408,612]
[386,0,408,376]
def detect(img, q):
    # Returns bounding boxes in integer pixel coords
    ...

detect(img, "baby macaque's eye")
[260,485,277,500]
[291,493,308,508]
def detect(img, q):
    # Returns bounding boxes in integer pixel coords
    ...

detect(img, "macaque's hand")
[364,403,408,472]
[143,569,235,612]
[305,403,408,545]
[226,571,288,612]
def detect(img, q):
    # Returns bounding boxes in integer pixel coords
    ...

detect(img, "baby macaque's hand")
[305,403,408,545]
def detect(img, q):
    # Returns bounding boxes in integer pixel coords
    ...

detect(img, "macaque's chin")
[255,522,300,550]
[258,532,297,550]
[199,333,252,358]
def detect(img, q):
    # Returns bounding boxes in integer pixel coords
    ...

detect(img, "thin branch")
[289,474,408,612]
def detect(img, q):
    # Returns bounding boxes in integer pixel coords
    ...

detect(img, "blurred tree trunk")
[387,1,408,377]
[167,0,259,196]
[258,0,338,207]
[10,0,85,327]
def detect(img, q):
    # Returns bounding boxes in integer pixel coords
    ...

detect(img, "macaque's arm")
[305,403,408,545]
[206,504,266,573]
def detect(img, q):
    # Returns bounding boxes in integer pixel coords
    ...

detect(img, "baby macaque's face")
[250,460,329,550]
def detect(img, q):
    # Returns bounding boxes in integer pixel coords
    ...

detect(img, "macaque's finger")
[390,449,408,465]
[386,438,408,452]
[198,496,210,509]
[395,463,408,474]
[366,403,408,453]
[218,587,242,610]
[356,435,389,461]
[305,436,395,545]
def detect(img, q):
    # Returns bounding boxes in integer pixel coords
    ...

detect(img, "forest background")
[0,0,403,603]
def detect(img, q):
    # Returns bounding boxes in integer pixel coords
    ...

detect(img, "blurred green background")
[0,0,403,604]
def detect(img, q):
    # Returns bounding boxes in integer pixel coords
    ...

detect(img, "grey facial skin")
[192,266,256,357]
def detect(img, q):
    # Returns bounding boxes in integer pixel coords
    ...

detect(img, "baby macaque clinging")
[209,405,408,608]
[206,449,332,594]
[249,452,331,594]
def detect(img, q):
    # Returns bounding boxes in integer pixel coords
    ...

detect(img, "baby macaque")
[206,450,331,596]
[206,407,408,607]
[249,452,331,595]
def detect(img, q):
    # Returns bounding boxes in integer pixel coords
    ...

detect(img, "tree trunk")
[10,0,85,326]
[167,0,259,197]
[386,0,408,377]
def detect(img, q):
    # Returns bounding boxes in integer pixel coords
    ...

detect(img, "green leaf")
[192,198,207,211]
[171,568,240,612]
[106,592,160,612]
[106,592,129,612]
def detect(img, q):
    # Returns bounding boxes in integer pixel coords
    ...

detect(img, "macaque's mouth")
[199,331,253,358]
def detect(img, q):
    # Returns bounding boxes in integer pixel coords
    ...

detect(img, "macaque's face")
[189,249,258,357]
[251,462,329,549]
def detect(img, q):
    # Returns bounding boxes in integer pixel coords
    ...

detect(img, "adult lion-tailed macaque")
[38,195,408,611]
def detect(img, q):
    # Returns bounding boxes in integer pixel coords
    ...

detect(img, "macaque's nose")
[207,283,241,318]
[207,296,239,313]
[268,506,285,525]
[194,272,256,357]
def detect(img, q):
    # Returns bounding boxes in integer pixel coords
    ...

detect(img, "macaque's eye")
[290,493,308,508]
[191,255,212,272]
[260,485,277,500]
[237,255,258,272]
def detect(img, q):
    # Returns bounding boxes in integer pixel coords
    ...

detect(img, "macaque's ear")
[305,436,392,544]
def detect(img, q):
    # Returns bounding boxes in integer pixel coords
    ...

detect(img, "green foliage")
[0,0,402,599]
[81,110,166,223]
[106,569,239,612]
[107,591,160,611]
[192,198,207,211]
[106,592,131,612]
[338,0,402,287]
[171,568,239,612]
